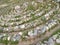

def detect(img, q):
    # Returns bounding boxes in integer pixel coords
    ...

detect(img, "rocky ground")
[0,0,60,45]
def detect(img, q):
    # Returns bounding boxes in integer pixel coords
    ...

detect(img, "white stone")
[48,4,51,6]
[52,34,58,40]
[47,38,55,45]
[15,5,20,10]
[28,30,34,37]
[41,26,46,33]
[6,28,9,31]
[46,26,49,30]
[56,38,60,43]
[37,0,43,2]
[48,24,52,29]
[19,32,23,35]
[32,1,37,6]
[55,0,60,2]
[13,38,16,41]
[8,36,10,41]
[35,11,44,16]
[53,21,57,25]
[32,1,35,5]
[10,23,14,25]
[0,4,8,8]
[28,30,37,37]
[3,34,6,36]
[14,26,19,29]
[23,2,28,8]
[20,25,25,29]
[23,16,26,18]
[34,9,40,13]
[45,14,50,20]
[50,23,54,27]
[36,27,40,30]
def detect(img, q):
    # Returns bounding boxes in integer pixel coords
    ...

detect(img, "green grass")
[10,41,19,44]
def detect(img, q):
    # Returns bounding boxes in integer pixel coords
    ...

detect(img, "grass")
[0,30,3,32]
[1,36,9,45]
[10,41,19,44]
[56,43,60,45]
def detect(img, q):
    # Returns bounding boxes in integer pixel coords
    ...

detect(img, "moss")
[2,36,9,45]
[10,40,19,44]
[41,16,46,22]
[22,31,28,36]
[15,15,21,18]
[27,4,35,10]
